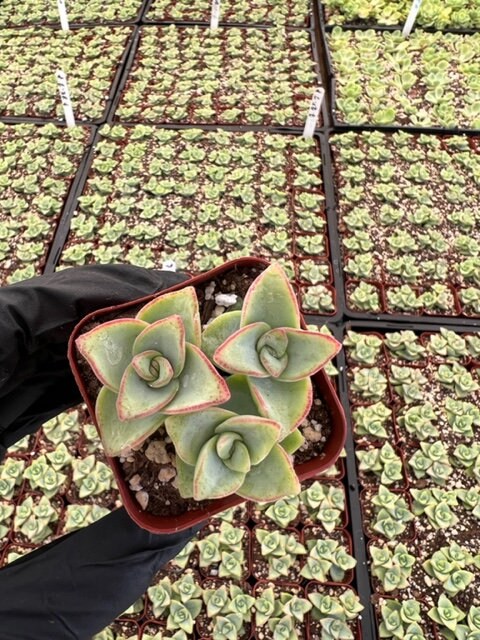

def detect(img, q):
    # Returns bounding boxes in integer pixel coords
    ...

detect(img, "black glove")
[0,264,202,640]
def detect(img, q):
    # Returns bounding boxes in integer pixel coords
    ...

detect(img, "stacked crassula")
[76,263,340,502]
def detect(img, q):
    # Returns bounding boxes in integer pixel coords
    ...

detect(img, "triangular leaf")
[132,315,185,377]
[202,311,242,362]
[248,377,312,439]
[193,437,245,500]
[117,364,179,420]
[241,263,300,329]
[136,286,201,346]
[214,322,270,376]
[280,429,305,454]
[96,386,164,456]
[221,375,260,415]
[163,344,230,414]
[215,416,280,465]
[279,329,341,381]
[175,455,195,499]
[237,445,300,501]
[76,319,147,392]
[165,408,234,466]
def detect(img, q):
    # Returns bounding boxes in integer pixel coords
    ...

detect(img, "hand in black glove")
[0,264,203,640]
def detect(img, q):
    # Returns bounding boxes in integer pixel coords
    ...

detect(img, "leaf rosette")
[76,287,229,456]
[166,408,300,502]
[203,263,340,438]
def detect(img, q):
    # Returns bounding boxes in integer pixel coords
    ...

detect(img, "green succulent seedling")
[76,286,230,456]
[356,443,403,485]
[350,367,388,401]
[299,481,345,531]
[371,486,414,540]
[370,543,415,592]
[353,402,392,440]
[428,594,465,634]
[300,538,356,582]
[397,404,439,440]
[378,599,423,640]
[344,331,383,365]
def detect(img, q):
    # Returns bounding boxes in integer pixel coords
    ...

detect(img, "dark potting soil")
[75,264,334,517]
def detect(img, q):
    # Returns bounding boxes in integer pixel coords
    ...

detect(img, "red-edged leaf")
[241,263,300,329]
[75,318,147,392]
[213,322,270,377]
[136,287,201,346]
[96,386,164,457]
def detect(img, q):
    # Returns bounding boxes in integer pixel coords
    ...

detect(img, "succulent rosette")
[203,262,340,439]
[76,287,230,456]
[166,408,300,501]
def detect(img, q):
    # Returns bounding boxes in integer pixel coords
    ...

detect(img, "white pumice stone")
[215,293,238,307]
[135,490,149,510]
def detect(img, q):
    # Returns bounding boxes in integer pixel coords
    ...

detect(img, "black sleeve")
[0,264,188,459]
[0,508,201,640]
[0,264,200,640]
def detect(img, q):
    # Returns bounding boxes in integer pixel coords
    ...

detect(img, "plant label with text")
[303,87,324,139]
[211,0,221,29]
[56,70,75,127]
[162,260,177,272]
[57,0,70,31]
[402,0,423,37]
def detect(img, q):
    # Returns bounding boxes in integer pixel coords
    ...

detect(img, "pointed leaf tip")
[136,286,201,346]
[76,318,147,392]
[241,263,300,330]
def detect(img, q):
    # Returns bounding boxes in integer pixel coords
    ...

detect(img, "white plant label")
[303,87,324,139]
[162,260,177,272]
[57,0,70,31]
[56,70,75,127]
[402,0,423,37]
[210,0,221,29]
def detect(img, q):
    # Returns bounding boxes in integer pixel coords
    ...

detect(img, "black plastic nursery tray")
[337,319,480,640]
[317,21,480,135]
[49,124,342,320]
[317,0,480,35]
[322,129,480,327]
[0,26,137,127]
[108,24,326,130]
[0,123,96,286]
[0,0,149,30]
[142,0,312,27]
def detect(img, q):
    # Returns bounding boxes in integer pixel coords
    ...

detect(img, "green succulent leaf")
[248,376,312,439]
[194,437,246,500]
[202,311,242,362]
[236,445,299,501]
[76,319,148,391]
[221,375,260,416]
[166,408,235,466]
[174,455,195,499]
[136,286,201,347]
[241,262,300,329]
[132,315,185,377]
[117,364,180,421]
[214,322,272,377]
[162,344,230,414]
[280,429,305,454]
[95,387,164,456]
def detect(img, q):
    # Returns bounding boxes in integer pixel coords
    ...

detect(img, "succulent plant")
[0,458,26,500]
[353,402,392,440]
[76,286,230,456]
[378,599,424,640]
[300,537,356,582]
[204,263,339,437]
[344,331,382,365]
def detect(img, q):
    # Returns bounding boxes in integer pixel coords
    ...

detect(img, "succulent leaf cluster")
[77,263,340,502]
